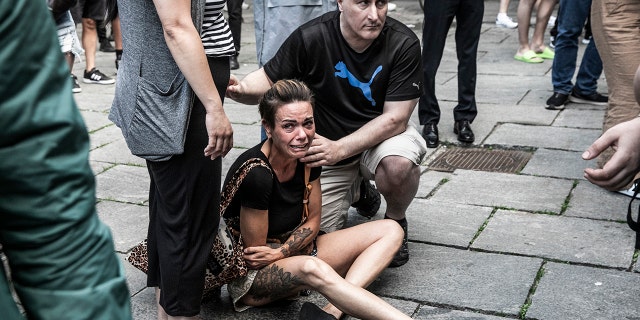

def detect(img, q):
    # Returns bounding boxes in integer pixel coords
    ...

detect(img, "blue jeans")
[552,0,603,95]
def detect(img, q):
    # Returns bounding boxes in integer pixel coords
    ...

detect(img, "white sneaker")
[496,14,518,29]
[388,2,397,11]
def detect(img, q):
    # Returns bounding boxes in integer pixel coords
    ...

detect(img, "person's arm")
[226,68,274,105]
[152,0,233,159]
[275,177,321,257]
[242,178,322,269]
[582,117,640,190]
[301,99,418,167]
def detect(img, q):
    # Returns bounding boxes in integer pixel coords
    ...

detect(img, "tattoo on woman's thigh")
[250,264,303,301]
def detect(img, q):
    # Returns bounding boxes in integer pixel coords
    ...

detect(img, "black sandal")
[298,302,337,320]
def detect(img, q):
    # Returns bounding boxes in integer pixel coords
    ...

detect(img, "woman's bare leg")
[241,220,407,319]
[315,219,404,318]
[531,0,556,53]
[516,0,536,55]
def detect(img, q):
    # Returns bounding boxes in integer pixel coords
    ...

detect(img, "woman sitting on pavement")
[224,79,411,320]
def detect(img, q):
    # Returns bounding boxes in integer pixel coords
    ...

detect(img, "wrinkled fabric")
[0,1,131,319]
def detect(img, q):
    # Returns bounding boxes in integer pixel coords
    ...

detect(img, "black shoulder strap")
[626,179,640,249]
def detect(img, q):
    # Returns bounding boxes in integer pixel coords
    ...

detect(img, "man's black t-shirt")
[264,11,423,144]
[223,141,322,236]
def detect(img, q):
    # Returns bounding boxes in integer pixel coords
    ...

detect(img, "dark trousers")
[146,56,229,317]
[418,0,483,125]
[226,0,242,54]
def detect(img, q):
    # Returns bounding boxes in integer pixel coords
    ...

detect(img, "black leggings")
[146,56,230,317]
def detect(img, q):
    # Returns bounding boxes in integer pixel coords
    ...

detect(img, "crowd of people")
[3,0,640,319]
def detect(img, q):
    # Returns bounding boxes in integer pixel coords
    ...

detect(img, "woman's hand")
[243,245,284,270]
[203,109,233,160]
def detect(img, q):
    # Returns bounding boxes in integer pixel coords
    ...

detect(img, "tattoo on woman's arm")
[280,227,313,257]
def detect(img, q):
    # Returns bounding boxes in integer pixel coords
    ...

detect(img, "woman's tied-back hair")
[259,79,314,129]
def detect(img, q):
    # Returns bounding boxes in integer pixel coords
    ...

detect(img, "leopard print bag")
[126,157,271,293]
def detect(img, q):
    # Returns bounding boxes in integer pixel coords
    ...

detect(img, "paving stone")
[90,138,147,166]
[224,102,261,125]
[415,305,513,319]
[370,243,542,316]
[90,160,114,175]
[96,164,149,204]
[472,210,635,268]
[96,200,148,252]
[484,123,602,151]
[74,91,117,113]
[80,109,112,132]
[119,253,147,295]
[475,103,556,126]
[526,262,640,320]
[553,108,605,129]
[231,123,264,149]
[408,199,493,247]
[416,169,452,197]
[430,170,572,213]
[521,148,596,180]
[88,124,122,151]
[564,181,630,222]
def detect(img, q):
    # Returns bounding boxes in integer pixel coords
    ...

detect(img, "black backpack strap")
[626,179,640,249]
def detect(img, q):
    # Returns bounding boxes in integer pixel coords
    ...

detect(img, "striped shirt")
[202,0,236,57]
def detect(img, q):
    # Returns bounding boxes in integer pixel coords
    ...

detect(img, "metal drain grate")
[428,147,533,173]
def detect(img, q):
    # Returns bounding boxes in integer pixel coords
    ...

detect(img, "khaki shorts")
[319,124,427,232]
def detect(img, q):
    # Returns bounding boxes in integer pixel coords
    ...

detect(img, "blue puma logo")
[334,61,382,106]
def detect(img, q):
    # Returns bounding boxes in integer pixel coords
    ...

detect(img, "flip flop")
[536,47,555,59]
[514,50,543,63]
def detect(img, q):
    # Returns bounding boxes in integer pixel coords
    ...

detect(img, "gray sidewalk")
[73,1,640,319]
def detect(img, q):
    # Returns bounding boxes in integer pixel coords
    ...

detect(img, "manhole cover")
[428,147,533,173]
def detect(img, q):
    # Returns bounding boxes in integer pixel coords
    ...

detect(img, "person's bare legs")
[240,220,409,319]
[81,17,97,72]
[516,0,536,55]
[155,288,201,320]
[113,16,122,51]
[374,156,420,221]
[499,0,510,13]
[64,52,75,71]
[530,0,555,53]
[316,219,404,318]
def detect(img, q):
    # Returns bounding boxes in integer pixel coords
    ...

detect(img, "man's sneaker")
[496,14,518,29]
[582,36,592,45]
[71,74,81,93]
[549,36,556,49]
[83,68,115,84]
[545,92,569,110]
[569,88,608,106]
[351,180,381,219]
[388,221,409,268]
